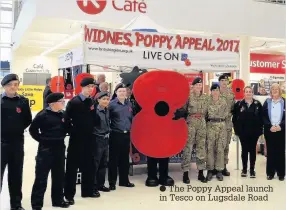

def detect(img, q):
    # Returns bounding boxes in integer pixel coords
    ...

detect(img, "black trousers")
[94,135,109,189]
[0,141,24,208]
[239,135,259,171]
[108,131,130,185]
[64,134,94,198]
[264,130,285,178]
[31,143,65,208]
[147,157,169,179]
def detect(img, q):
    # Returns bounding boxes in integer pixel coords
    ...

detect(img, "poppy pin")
[16,107,22,113]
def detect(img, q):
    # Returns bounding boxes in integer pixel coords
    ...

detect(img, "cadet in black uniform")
[29,93,70,210]
[92,92,111,196]
[0,74,32,210]
[108,83,135,190]
[64,78,97,203]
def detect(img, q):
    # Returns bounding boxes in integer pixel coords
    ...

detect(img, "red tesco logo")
[77,0,147,15]
[77,0,107,15]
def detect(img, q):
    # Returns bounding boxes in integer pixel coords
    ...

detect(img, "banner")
[250,54,286,98]
[250,53,286,74]
[184,73,203,85]
[18,85,45,111]
[130,146,196,165]
[83,26,240,71]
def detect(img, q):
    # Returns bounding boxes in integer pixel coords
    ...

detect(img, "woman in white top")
[262,83,285,181]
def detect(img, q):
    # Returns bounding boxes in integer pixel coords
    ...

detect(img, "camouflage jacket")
[220,89,235,118]
[206,97,228,120]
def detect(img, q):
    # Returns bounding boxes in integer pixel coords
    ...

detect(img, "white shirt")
[271,99,282,126]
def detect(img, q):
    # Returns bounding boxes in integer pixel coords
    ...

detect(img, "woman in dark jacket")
[262,83,285,181]
[233,86,263,178]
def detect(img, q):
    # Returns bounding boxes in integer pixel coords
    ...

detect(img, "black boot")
[198,170,207,183]
[145,176,159,187]
[52,200,70,208]
[222,165,230,176]
[159,176,174,186]
[206,170,213,181]
[212,169,217,176]
[183,171,190,184]
[216,171,224,181]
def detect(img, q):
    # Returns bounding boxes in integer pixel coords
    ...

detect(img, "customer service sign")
[83,25,240,71]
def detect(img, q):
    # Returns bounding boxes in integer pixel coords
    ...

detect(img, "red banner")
[184,73,203,85]
[250,53,286,74]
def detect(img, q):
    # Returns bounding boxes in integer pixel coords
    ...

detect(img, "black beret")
[114,83,126,92]
[97,91,110,99]
[218,75,228,81]
[80,77,95,87]
[210,84,220,91]
[46,93,64,104]
[192,77,202,85]
[1,74,19,86]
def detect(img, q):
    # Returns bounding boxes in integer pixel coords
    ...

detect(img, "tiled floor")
[1,134,285,210]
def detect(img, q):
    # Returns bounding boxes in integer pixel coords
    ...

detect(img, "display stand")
[58,22,241,180]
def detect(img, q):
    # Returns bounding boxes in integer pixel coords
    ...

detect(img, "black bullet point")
[160,186,166,192]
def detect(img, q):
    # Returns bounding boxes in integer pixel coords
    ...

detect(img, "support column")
[239,36,251,85]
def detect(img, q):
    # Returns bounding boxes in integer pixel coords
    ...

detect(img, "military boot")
[212,169,217,176]
[183,171,190,184]
[206,170,213,181]
[216,171,224,181]
[222,165,230,176]
[198,170,207,183]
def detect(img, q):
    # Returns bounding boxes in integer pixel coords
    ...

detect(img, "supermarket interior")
[0,0,285,210]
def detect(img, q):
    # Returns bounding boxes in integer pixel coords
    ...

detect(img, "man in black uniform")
[0,73,32,210]
[92,92,111,196]
[29,93,70,210]
[64,77,97,204]
[43,78,52,109]
[108,83,135,190]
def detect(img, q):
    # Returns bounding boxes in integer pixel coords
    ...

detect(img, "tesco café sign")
[250,53,286,74]
[77,0,147,15]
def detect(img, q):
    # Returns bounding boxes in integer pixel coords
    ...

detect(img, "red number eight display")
[131,71,190,158]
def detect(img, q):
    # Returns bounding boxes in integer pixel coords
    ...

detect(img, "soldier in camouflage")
[219,75,235,176]
[181,77,208,183]
[206,84,228,181]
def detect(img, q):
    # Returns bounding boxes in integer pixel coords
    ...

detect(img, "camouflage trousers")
[206,122,226,171]
[224,118,233,165]
[181,119,206,171]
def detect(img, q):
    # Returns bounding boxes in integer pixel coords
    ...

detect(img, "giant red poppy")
[130,71,189,158]
[75,73,97,96]
[50,76,64,93]
[232,79,245,100]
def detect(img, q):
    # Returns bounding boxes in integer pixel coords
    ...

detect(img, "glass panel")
[0,28,12,43]
[0,48,11,61]
[0,11,12,23]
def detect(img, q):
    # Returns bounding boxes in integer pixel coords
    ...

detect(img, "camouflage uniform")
[220,90,235,165]
[181,92,208,171]
[206,97,228,171]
